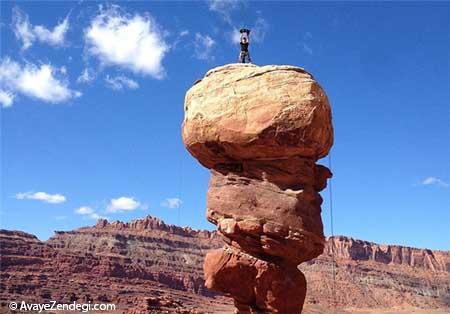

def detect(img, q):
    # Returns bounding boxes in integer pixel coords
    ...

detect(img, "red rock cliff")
[1,217,449,312]
[326,235,449,272]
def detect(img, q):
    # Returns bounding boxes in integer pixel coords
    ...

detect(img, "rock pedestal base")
[204,247,306,314]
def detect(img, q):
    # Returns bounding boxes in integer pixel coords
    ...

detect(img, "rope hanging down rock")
[328,153,337,313]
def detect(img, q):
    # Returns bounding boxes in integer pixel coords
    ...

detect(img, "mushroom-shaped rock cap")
[182,64,333,169]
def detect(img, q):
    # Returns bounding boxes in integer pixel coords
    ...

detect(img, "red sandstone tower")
[182,64,333,314]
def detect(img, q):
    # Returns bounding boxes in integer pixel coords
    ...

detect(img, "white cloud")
[75,206,94,215]
[16,191,66,204]
[85,6,168,78]
[0,57,81,105]
[179,30,189,37]
[105,75,139,90]
[0,90,14,108]
[193,33,216,61]
[77,68,95,83]
[161,197,183,209]
[75,206,106,220]
[106,196,141,213]
[12,8,34,49]
[12,7,69,50]
[420,177,449,188]
[33,18,69,46]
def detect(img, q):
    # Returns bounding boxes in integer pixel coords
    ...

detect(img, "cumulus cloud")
[75,206,94,215]
[193,33,216,61]
[12,7,69,50]
[0,57,81,105]
[161,197,183,209]
[33,19,69,46]
[106,196,141,213]
[420,177,449,188]
[75,206,105,220]
[0,90,14,108]
[104,75,139,90]
[85,6,168,78]
[16,191,66,204]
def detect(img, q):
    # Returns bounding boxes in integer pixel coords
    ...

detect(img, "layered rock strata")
[182,64,334,313]
[1,220,449,312]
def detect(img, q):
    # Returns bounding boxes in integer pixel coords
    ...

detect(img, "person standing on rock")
[239,28,252,63]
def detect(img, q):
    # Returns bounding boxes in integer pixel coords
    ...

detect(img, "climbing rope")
[328,153,337,313]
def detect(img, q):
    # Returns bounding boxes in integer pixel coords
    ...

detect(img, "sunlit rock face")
[182,63,334,314]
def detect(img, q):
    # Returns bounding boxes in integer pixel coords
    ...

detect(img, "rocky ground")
[0,215,449,313]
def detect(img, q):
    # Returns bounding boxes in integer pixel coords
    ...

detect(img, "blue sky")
[1,1,449,250]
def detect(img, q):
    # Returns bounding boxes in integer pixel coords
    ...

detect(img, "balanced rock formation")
[182,64,334,313]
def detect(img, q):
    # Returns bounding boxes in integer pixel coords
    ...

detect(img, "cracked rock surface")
[182,63,334,313]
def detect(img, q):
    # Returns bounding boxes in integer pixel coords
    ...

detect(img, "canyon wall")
[1,216,449,313]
